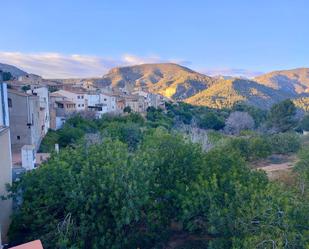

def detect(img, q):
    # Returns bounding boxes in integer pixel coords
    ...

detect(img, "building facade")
[0,127,13,244]
[0,83,9,126]
[8,89,41,151]
[49,92,76,130]
[55,89,88,111]
[27,87,50,135]
[0,78,12,244]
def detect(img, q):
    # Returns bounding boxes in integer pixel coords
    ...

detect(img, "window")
[77,96,80,99]
[104,98,107,101]
[78,104,81,107]
[8,98,12,107]
[82,104,84,107]
[81,96,84,99]
[17,136,20,140]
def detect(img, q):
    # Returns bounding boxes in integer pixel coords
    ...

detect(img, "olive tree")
[225,111,255,135]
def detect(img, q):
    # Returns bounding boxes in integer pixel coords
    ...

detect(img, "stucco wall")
[8,92,41,151]
[0,127,12,243]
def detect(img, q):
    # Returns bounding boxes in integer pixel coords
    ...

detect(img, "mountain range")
[95,63,309,110]
[2,62,309,110]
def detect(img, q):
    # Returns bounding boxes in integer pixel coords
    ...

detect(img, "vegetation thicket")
[7,100,309,249]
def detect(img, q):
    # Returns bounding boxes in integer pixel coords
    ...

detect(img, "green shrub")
[268,132,301,154]
[222,135,271,161]
[249,136,272,160]
[197,112,225,130]
[300,115,309,131]
[207,131,226,145]
[39,130,60,152]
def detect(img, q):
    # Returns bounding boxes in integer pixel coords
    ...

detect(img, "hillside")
[0,63,27,78]
[96,64,309,110]
[185,78,292,109]
[95,63,216,100]
[3,61,309,110]
[254,68,309,95]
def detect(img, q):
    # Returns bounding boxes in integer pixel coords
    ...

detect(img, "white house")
[54,89,87,111]
[86,92,117,117]
[132,90,166,109]
[99,92,117,113]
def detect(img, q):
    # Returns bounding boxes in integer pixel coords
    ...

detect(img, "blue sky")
[1,0,309,78]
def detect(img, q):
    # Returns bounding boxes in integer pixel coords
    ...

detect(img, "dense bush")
[267,99,298,132]
[225,111,255,135]
[165,102,227,130]
[39,130,60,152]
[7,116,309,249]
[268,132,301,154]
[300,115,309,131]
[223,136,271,161]
[197,112,225,130]
[101,122,142,151]
[146,107,173,129]
[232,103,267,127]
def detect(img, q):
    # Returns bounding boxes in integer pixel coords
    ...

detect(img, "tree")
[6,117,309,249]
[21,85,31,92]
[123,106,132,113]
[249,136,272,160]
[225,111,255,135]
[146,107,173,129]
[1,71,13,81]
[8,140,151,249]
[232,103,267,128]
[267,132,300,154]
[101,122,142,151]
[267,99,297,133]
[300,115,309,132]
[198,112,225,130]
[39,129,60,152]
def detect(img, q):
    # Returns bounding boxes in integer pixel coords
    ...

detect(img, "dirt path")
[253,154,298,180]
[257,161,294,172]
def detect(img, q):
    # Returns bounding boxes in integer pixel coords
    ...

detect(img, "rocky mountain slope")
[0,63,27,78]
[95,63,216,100]
[185,78,293,109]
[96,63,309,109]
[254,68,309,95]
[2,61,309,110]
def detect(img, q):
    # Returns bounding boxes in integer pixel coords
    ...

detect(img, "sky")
[1,0,309,78]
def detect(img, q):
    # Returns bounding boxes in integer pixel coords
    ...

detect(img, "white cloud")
[0,52,261,79]
[0,52,186,79]
[201,68,264,78]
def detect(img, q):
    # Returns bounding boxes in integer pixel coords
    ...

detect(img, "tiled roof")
[9,240,44,249]
[8,89,32,97]
[49,92,64,97]
[55,100,75,105]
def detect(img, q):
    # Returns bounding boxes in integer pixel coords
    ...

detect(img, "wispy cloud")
[0,52,187,79]
[201,68,264,78]
[0,52,261,79]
